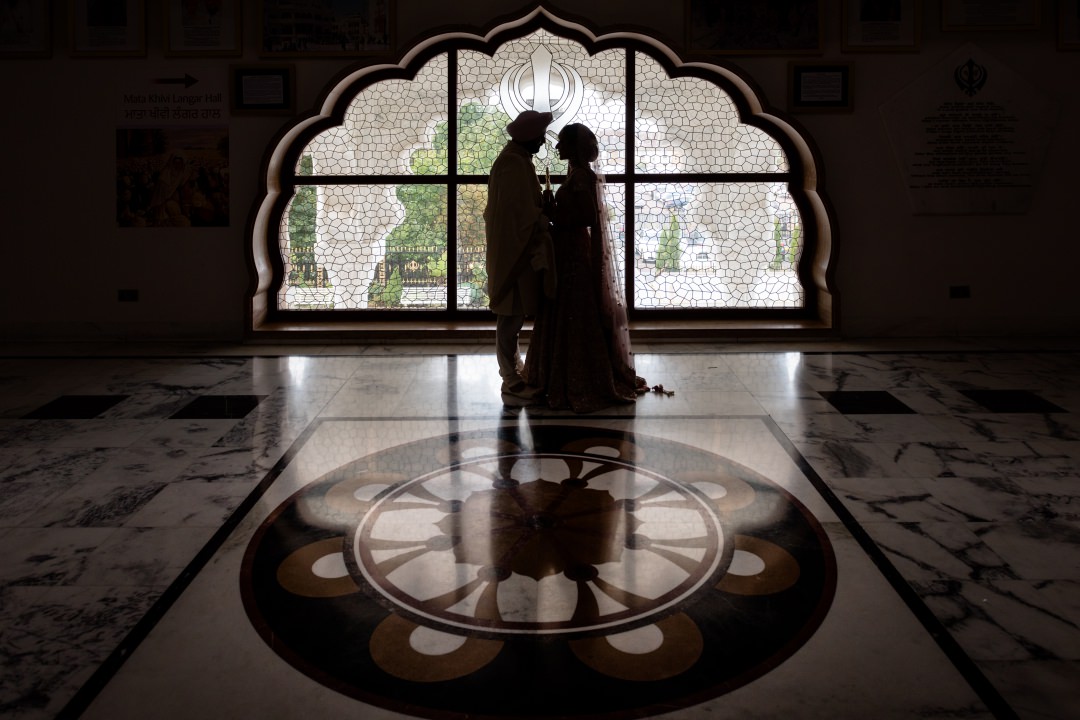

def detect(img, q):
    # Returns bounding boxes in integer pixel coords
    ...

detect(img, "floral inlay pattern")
[241,425,835,719]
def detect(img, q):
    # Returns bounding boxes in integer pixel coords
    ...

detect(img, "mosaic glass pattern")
[298,54,450,176]
[635,54,788,174]
[275,29,806,313]
[279,184,447,310]
[456,185,489,310]
[458,31,626,177]
[633,183,803,308]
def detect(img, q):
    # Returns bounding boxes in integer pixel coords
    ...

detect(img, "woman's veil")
[593,168,637,380]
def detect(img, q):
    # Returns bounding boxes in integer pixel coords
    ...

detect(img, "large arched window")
[248,7,836,336]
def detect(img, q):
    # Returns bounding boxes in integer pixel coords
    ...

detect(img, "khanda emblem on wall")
[499,45,584,159]
[955,58,987,97]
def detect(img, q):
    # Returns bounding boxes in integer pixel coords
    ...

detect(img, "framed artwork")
[941,0,1039,30]
[1061,0,1080,50]
[788,62,852,113]
[230,64,296,115]
[0,0,51,57]
[259,0,394,57]
[685,0,823,55]
[841,0,921,52]
[164,0,242,57]
[69,0,145,56]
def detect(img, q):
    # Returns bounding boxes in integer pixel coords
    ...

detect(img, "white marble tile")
[979,659,1080,720]
[777,413,947,443]
[100,391,197,420]
[2,345,1077,720]
[123,480,252,528]
[917,476,1036,523]
[862,521,1013,583]
[130,419,246,449]
[959,441,1079,477]
[0,527,118,586]
[1026,579,1080,627]
[174,445,286,484]
[826,476,968,523]
[914,578,1080,662]
[211,410,312,453]
[0,448,123,526]
[36,419,166,449]
[1012,474,1080,522]
[974,521,1080,580]
[635,389,765,416]
[751,390,838,420]
[29,479,167,528]
[793,439,906,479]
[0,582,158,719]
[874,441,1016,478]
[71,526,217,587]
[931,413,1080,443]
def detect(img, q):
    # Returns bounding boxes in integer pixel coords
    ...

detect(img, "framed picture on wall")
[164,0,242,57]
[230,64,296,115]
[69,0,146,56]
[941,0,1039,30]
[789,62,852,113]
[259,0,394,57]
[1061,0,1080,49]
[685,0,823,55]
[841,0,921,52]
[0,0,51,57]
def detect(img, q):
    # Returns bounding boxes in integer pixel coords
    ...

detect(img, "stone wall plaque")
[881,43,1057,214]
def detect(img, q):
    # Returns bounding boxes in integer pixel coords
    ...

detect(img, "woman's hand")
[542,188,556,219]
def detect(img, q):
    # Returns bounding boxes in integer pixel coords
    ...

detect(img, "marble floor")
[1,340,1078,719]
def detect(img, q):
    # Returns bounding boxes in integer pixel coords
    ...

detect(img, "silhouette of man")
[484,110,555,402]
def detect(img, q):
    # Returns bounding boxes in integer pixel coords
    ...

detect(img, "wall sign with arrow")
[116,72,231,228]
[120,74,225,125]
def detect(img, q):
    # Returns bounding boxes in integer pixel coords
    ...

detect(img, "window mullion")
[625,48,636,313]
[447,49,459,313]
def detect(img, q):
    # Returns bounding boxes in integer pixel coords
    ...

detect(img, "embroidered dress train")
[523,123,646,413]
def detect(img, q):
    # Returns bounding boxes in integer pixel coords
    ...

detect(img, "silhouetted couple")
[485,110,645,413]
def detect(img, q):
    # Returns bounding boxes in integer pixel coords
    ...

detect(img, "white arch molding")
[246,5,838,339]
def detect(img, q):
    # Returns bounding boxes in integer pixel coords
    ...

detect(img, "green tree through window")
[256,19,835,331]
[377,102,508,308]
[288,155,322,288]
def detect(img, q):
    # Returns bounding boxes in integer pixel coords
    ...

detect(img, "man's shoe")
[501,378,542,401]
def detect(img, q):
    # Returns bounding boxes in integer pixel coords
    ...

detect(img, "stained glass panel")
[273,28,811,317]
[297,54,450,176]
[458,31,626,177]
[456,184,488,309]
[633,183,803,308]
[635,53,788,175]
[278,184,448,310]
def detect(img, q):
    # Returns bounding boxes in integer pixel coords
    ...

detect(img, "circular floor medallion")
[240,425,836,719]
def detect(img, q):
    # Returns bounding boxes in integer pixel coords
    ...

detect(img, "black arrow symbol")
[153,74,198,88]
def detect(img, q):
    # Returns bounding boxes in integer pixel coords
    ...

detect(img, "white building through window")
[248,8,836,334]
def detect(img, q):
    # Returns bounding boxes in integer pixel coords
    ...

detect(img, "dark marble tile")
[819,390,916,414]
[169,395,265,420]
[22,396,129,420]
[960,390,1066,414]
